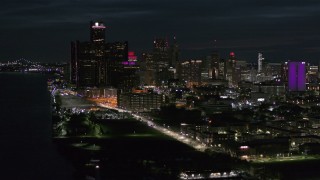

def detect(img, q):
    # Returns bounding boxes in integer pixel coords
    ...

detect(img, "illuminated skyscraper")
[120,51,140,92]
[210,52,220,79]
[258,53,264,73]
[104,41,129,90]
[90,21,106,43]
[70,41,78,84]
[140,52,156,85]
[153,38,171,85]
[71,21,129,89]
[288,61,306,91]
[181,59,202,87]
[225,52,237,87]
[170,36,179,68]
[70,40,108,87]
[153,38,170,69]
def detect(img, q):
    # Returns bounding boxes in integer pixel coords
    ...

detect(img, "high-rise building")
[288,61,306,91]
[306,64,319,92]
[209,52,220,79]
[71,41,107,87]
[181,59,202,87]
[71,21,129,89]
[170,36,179,68]
[106,41,129,88]
[90,21,106,43]
[258,53,264,73]
[153,38,169,67]
[225,52,237,87]
[140,52,156,85]
[281,62,289,82]
[120,51,140,92]
[153,38,170,85]
[70,41,78,84]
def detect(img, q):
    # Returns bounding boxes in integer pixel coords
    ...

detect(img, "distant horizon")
[0,50,319,65]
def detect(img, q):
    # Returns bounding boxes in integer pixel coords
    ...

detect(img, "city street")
[97,103,208,152]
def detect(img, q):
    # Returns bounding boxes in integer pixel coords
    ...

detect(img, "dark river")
[0,73,73,179]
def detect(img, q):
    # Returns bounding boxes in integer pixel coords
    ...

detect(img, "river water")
[0,73,73,179]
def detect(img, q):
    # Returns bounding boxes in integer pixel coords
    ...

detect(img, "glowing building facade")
[288,61,306,91]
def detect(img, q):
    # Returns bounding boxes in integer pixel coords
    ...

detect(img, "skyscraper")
[153,38,169,67]
[71,41,106,87]
[258,53,264,73]
[90,21,106,43]
[288,61,306,91]
[71,21,129,89]
[181,59,202,87]
[140,52,156,85]
[210,52,220,79]
[170,36,179,68]
[120,51,140,92]
[106,41,129,88]
[225,52,237,87]
[153,38,171,85]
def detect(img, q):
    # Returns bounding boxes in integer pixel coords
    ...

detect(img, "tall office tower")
[202,56,211,80]
[306,64,318,83]
[71,41,107,87]
[170,36,179,68]
[141,53,156,85]
[120,51,140,92]
[106,41,129,88]
[71,21,128,88]
[281,62,288,82]
[70,41,79,84]
[181,59,202,87]
[153,38,171,85]
[154,38,169,53]
[288,61,306,91]
[236,60,248,81]
[71,21,108,88]
[229,52,236,66]
[210,52,220,79]
[153,37,170,68]
[90,21,106,43]
[258,53,264,73]
[142,53,155,70]
[225,52,237,87]
[306,64,319,92]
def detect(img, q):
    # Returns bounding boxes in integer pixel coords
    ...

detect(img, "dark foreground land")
[252,159,320,180]
[54,118,238,179]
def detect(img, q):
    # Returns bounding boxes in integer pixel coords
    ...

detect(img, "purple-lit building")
[288,61,306,91]
[120,51,140,92]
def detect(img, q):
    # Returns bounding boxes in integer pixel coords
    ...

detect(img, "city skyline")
[1,0,320,63]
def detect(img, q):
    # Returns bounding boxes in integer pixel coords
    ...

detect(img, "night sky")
[1,0,320,63]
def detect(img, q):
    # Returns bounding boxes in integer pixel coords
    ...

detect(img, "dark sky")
[1,0,320,63]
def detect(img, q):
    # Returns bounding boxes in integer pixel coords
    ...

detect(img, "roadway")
[97,103,207,152]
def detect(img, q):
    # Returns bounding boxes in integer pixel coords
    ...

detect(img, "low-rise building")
[118,92,164,112]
